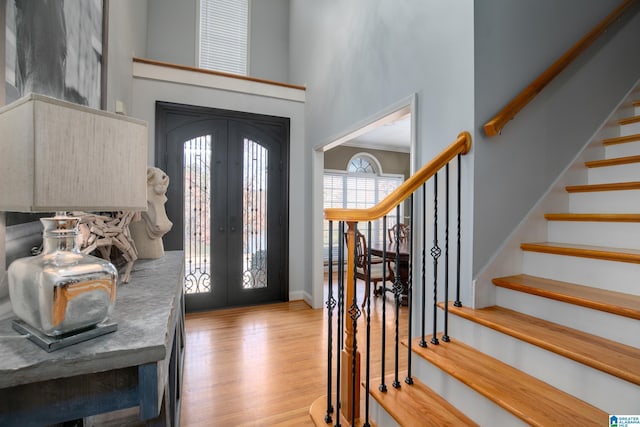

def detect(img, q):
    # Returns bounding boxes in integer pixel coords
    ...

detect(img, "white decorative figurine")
[129,167,173,259]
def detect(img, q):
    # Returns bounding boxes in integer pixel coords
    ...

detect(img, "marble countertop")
[0,251,184,389]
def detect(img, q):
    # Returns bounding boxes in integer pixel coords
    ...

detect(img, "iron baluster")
[349,224,361,426]
[431,173,441,345]
[420,184,428,348]
[392,205,402,389]
[379,215,388,393]
[405,194,414,385]
[455,153,463,307]
[443,164,451,342]
[335,221,345,427]
[324,221,335,423]
[363,222,373,427]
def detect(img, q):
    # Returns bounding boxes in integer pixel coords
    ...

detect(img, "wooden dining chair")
[388,223,410,244]
[346,230,395,304]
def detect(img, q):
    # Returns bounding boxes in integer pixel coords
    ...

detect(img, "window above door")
[198,0,249,75]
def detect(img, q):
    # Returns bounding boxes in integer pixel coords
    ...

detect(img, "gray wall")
[290,0,476,304]
[250,0,290,82]
[146,0,197,67]
[106,0,148,114]
[290,0,475,158]
[145,0,290,82]
[473,0,640,274]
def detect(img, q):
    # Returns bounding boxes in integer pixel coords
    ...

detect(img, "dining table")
[369,240,410,306]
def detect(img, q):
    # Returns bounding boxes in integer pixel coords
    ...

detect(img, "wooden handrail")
[324,131,472,222]
[483,0,638,137]
[133,57,306,91]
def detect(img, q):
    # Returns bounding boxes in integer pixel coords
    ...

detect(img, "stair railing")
[484,0,638,137]
[311,131,472,426]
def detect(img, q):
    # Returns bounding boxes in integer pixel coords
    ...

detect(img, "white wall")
[131,68,308,302]
[473,0,640,276]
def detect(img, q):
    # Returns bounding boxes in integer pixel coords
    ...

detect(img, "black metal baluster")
[335,221,345,427]
[325,220,335,423]
[419,184,428,348]
[431,173,441,345]
[455,154,463,308]
[363,222,373,427]
[392,205,402,389]
[349,224,361,427]
[443,164,451,343]
[405,195,414,385]
[379,215,388,393]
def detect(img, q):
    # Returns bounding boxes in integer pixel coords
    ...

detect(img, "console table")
[0,251,185,426]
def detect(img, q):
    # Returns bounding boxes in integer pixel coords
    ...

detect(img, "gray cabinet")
[0,252,185,426]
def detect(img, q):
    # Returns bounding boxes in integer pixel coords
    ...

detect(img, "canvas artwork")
[5,0,104,109]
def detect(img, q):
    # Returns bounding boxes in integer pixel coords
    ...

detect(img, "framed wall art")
[5,0,106,110]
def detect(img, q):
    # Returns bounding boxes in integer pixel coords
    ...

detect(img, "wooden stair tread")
[544,213,640,222]
[440,302,640,385]
[602,133,640,145]
[410,336,606,426]
[368,374,478,427]
[585,155,640,167]
[566,181,640,192]
[521,241,640,263]
[619,115,640,125]
[310,395,377,427]
[493,274,640,320]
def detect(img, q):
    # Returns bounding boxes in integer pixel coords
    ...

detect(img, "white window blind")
[199,0,248,75]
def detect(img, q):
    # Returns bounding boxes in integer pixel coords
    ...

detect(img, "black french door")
[156,102,289,311]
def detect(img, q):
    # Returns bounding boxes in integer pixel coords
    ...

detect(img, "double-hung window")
[199,0,249,75]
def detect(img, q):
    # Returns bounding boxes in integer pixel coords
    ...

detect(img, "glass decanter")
[8,215,118,336]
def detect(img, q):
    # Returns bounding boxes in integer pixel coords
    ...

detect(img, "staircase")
[367,93,640,425]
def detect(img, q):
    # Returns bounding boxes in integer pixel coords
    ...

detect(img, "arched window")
[347,153,380,174]
[323,153,404,262]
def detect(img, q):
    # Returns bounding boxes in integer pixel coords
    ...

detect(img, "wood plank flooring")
[180,278,408,426]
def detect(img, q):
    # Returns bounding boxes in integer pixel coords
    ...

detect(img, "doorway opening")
[311,95,417,309]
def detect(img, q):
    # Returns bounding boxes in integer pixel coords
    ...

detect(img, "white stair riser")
[412,353,528,427]
[635,105,640,115]
[620,121,640,136]
[495,286,640,348]
[547,220,640,249]
[448,314,640,413]
[369,400,401,427]
[587,163,640,184]
[605,140,640,158]
[522,251,640,295]
[569,190,640,213]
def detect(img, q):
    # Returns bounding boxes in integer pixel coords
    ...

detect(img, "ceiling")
[343,115,411,153]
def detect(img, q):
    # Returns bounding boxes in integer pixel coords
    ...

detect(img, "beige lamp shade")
[0,94,148,212]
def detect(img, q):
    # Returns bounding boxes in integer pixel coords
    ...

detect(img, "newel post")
[342,221,361,422]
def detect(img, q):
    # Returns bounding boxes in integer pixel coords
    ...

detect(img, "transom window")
[199,0,249,75]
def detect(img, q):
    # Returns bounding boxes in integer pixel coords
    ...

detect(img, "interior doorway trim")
[310,94,417,309]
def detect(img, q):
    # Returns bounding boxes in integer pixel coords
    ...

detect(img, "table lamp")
[0,94,148,351]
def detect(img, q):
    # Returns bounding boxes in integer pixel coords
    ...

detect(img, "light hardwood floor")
[180,279,408,426]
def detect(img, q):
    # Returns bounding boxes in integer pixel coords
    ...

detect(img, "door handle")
[218,226,225,232]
